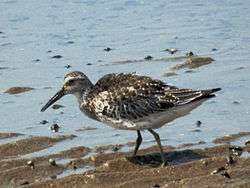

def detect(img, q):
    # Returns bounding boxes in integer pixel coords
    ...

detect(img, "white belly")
[103,98,208,130]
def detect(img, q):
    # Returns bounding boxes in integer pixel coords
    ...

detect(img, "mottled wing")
[85,73,177,120]
[85,73,220,121]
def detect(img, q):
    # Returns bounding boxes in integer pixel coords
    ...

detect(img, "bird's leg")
[148,129,167,166]
[133,130,142,156]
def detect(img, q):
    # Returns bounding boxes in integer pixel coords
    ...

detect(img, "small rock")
[86,63,92,65]
[245,140,250,145]
[51,55,63,59]
[191,129,201,133]
[163,48,177,54]
[47,50,52,53]
[32,59,40,62]
[64,64,71,69]
[211,48,218,51]
[111,146,119,152]
[73,165,77,170]
[49,158,57,166]
[221,171,231,179]
[232,101,240,105]
[144,55,153,60]
[50,124,60,132]
[52,104,64,110]
[90,156,96,162]
[186,51,194,57]
[0,31,4,34]
[104,47,112,52]
[40,120,49,125]
[27,160,34,169]
[196,120,202,127]
[67,41,74,44]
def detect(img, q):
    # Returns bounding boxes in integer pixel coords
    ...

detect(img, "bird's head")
[41,71,93,112]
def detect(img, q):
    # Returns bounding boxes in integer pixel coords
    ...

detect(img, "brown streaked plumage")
[41,71,221,166]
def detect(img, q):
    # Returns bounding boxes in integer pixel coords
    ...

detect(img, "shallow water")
[0,0,250,153]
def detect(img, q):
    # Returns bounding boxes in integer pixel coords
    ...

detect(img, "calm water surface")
[0,0,250,152]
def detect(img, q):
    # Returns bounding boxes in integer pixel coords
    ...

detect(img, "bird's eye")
[68,80,75,85]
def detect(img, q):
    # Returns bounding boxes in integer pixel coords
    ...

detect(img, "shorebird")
[41,71,221,165]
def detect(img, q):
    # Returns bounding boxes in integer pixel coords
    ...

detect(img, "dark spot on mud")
[75,127,97,132]
[104,47,112,52]
[232,101,240,105]
[163,48,178,54]
[52,104,65,110]
[51,55,63,59]
[50,124,60,132]
[64,64,71,69]
[196,120,202,127]
[144,55,153,60]
[40,120,49,125]
[162,72,177,77]
[4,87,34,94]
[186,51,194,57]
[32,59,40,62]
[67,41,74,44]
[191,129,201,132]
[47,50,52,53]
[211,48,218,51]
[86,63,92,65]
[235,67,245,70]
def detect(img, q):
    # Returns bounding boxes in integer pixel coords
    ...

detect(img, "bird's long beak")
[41,88,65,112]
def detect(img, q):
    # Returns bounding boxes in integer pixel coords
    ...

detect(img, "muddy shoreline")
[0,132,250,188]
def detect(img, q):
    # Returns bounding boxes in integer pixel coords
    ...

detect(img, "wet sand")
[1,132,250,188]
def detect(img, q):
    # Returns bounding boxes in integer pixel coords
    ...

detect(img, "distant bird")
[41,71,221,166]
[162,48,178,54]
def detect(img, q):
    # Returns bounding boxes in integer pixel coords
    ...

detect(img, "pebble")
[196,120,202,127]
[40,120,49,125]
[232,101,240,105]
[65,64,71,69]
[52,104,64,110]
[186,51,194,57]
[47,50,52,53]
[49,158,57,166]
[104,47,112,52]
[50,124,60,132]
[144,55,153,60]
[211,48,218,51]
[32,59,40,62]
[27,160,35,169]
[90,156,96,162]
[164,48,177,54]
[67,41,74,44]
[51,55,63,59]
[86,63,92,65]
[111,146,119,152]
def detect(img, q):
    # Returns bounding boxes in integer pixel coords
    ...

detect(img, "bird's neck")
[73,87,93,105]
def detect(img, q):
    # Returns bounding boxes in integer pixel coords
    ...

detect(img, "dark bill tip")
[41,89,65,112]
